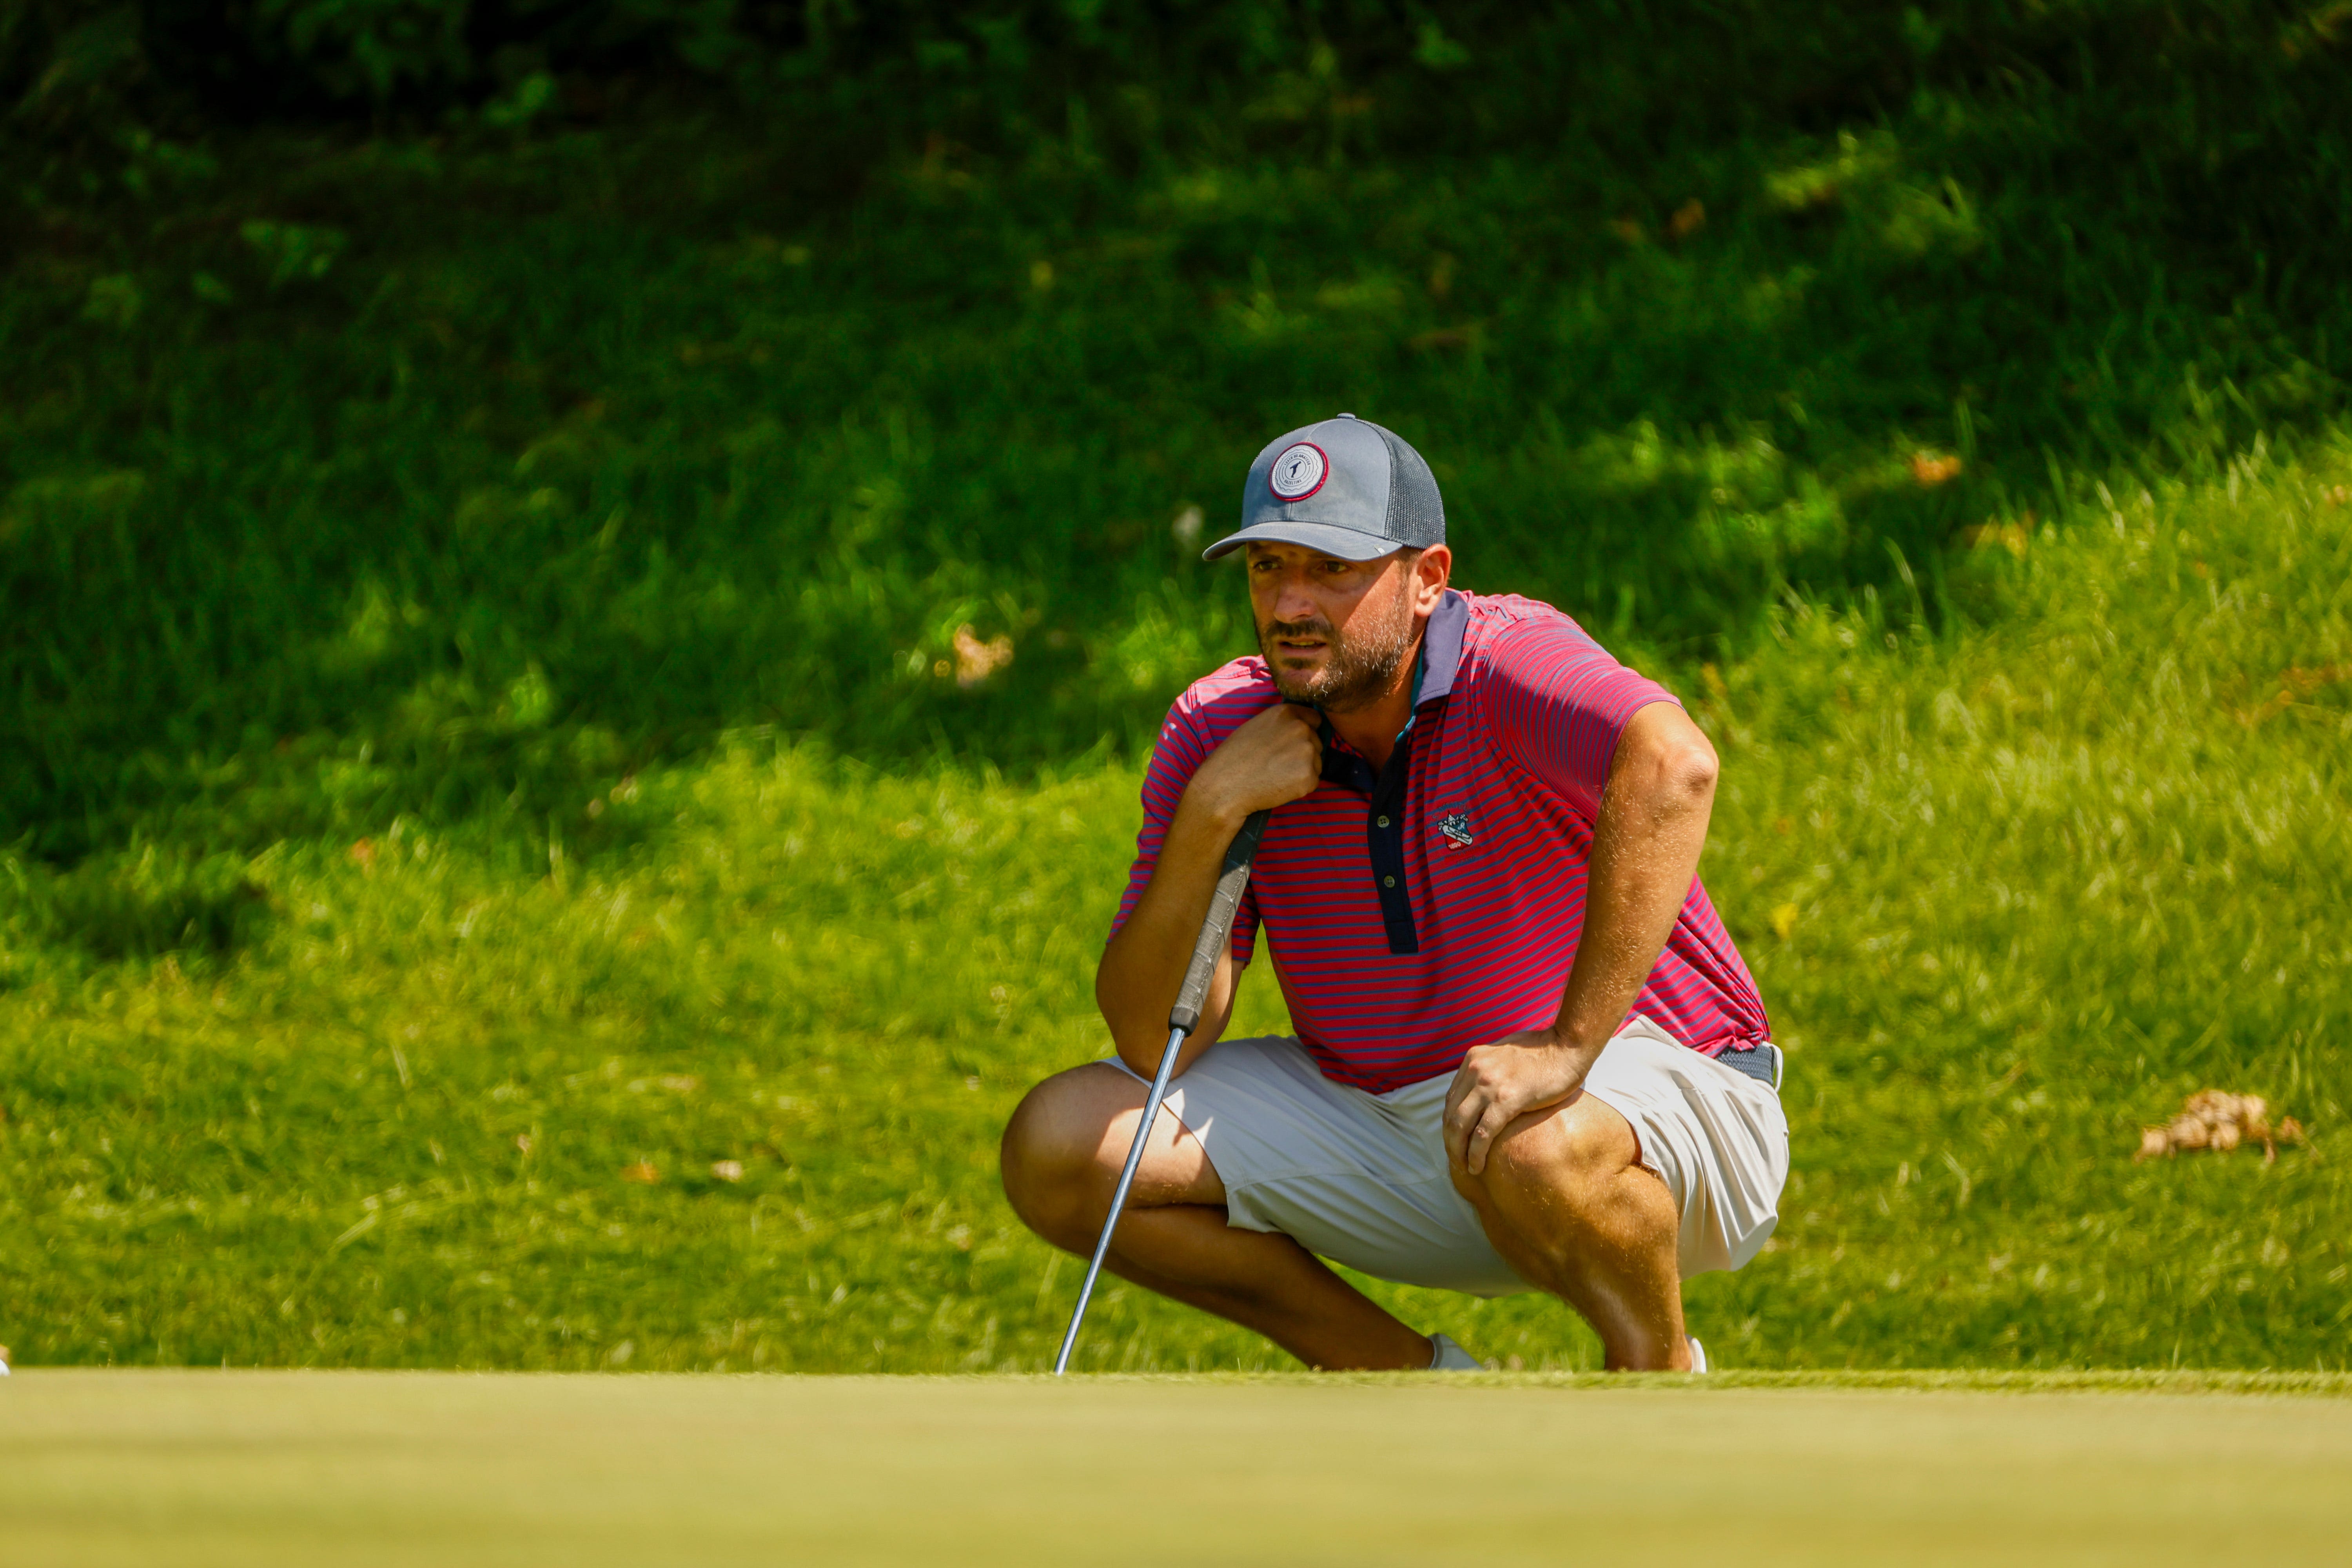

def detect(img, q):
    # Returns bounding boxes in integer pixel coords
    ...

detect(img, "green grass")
[4,6,2351,1374]
[3,437,2345,1374]
[5,1370,2351,1567]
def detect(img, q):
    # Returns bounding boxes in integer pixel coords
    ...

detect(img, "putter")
[1053,807,1274,1375]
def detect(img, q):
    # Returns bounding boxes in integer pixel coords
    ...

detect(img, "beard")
[1257,583,1419,713]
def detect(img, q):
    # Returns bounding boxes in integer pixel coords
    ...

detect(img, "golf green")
[5,1370,2349,1565]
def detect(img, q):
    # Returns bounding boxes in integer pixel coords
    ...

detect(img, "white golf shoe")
[1426,1333,1483,1370]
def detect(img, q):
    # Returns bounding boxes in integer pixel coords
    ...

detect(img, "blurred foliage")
[7,2,2352,156]
[2,0,2349,866]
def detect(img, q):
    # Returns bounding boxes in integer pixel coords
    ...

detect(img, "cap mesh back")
[1365,420,1446,548]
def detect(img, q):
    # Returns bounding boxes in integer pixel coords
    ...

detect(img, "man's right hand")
[1181,701,1324,825]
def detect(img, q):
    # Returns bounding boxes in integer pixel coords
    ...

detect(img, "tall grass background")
[2,0,2347,1369]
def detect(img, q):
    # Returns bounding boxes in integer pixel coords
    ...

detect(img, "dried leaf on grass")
[1910,451,1964,486]
[2134,1090,2305,1165]
[950,624,1013,688]
[2234,664,2350,727]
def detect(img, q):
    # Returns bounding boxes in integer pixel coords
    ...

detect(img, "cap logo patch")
[1268,442,1328,501]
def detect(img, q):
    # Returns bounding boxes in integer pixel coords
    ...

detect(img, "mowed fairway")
[4,1372,2350,1566]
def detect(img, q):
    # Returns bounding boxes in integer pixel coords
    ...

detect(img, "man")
[1001,414,1788,1371]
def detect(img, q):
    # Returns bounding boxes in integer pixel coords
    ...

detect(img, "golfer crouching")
[1001,414,1789,1372]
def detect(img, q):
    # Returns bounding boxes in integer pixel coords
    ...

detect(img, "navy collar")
[1415,589,1470,709]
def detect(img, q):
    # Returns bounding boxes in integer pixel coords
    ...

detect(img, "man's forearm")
[1094,787,1252,1072]
[1093,700,1326,1074]
[1552,706,1720,1056]
[1434,704,1723,1176]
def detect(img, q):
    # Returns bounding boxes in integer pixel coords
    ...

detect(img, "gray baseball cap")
[1202,413,1446,561]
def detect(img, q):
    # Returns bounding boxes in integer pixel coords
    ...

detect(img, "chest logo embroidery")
[1439,812,1475,849]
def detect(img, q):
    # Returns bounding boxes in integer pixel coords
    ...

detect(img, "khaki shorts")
[1109,1017,1790,1297]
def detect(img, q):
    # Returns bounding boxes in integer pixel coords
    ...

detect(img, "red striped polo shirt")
[1112,589,1771,1093]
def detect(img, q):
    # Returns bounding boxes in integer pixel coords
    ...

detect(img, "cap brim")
[1201,519,1404,563]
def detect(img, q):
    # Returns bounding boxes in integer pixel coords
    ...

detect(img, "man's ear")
[1414,545,1453,612]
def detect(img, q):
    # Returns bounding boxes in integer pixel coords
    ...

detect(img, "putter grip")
[1167,809,1272,1036]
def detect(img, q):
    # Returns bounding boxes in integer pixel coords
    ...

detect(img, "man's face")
[1245,542,1425,712]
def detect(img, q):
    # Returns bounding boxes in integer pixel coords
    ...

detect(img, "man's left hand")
[1443,1029,1600,1177]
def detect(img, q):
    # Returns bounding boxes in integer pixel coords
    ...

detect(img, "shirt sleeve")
[1109,691,1263,964]
[1484,613,1681,813]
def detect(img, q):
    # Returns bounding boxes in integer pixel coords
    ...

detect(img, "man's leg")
[1000,1063,1432,1370]
[1449,1090,1692,1370]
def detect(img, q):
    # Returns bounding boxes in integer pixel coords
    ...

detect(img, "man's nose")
[1269,566,1323,622]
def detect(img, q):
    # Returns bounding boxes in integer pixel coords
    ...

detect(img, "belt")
[1714,1041,1783,1093]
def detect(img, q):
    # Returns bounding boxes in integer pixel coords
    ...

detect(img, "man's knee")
[998,1067,1118,1245]
[1454,1095,1638,1220]
[1003,1062,1198,1243]
[1000,1062,1223,1249]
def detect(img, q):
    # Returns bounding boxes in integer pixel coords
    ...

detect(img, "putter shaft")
[1053,808,1270,1375]
[1051,1019,1185,1376]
